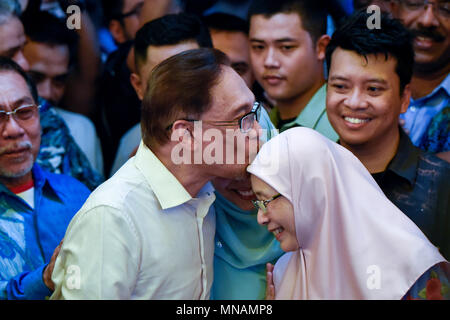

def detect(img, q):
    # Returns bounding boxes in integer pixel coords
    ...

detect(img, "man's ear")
[171,120,200,155]
[130,72,144,100]
[109,20,127,44]
[316,34,331,61]
[400,84,412,114]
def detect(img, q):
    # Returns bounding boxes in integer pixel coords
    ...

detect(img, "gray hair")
[0,0,21,25]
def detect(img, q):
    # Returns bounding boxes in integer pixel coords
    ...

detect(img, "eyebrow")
[2,97,35,110]
[250,38,298,43]
[329,75,388,84]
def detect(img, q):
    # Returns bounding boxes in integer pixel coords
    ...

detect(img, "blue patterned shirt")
[401,74,449,153]
[0,164,90,300]
[37,98,104,190]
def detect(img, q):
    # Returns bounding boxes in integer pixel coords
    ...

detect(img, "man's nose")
[264,48,280,69]
[418,4,440,28]
[38,79,53,102]
[1,115,26,139]
[344,88,369,110]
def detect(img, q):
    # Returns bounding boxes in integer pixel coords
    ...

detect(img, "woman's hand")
[266,263,275,300]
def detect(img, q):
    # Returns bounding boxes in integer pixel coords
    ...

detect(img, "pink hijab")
[247,127,447,299]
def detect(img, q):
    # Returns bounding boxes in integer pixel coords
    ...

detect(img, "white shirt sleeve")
[50,205,140,299]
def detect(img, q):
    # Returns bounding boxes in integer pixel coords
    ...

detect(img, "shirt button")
[409,106,416,112]
[216,241,222,248]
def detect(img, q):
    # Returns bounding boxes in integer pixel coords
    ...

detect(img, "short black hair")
[22,11,79,68]
[0,57,38,103]
[247,0,327,43]
[325,10,414,93]
[134,13,213,71]
[101,0,124,25]
[203,13,249,35]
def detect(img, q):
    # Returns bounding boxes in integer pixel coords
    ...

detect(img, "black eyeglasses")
[252,193,282,213]
[166,101,262,133]
[0,104,41,126]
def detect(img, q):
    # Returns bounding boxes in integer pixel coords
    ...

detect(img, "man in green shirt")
[248,0,338,140]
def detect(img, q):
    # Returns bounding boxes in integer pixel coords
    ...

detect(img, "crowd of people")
[0,0,448,300]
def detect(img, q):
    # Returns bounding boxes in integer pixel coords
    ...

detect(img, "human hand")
[43,240,63,291]
[265,263,275,300]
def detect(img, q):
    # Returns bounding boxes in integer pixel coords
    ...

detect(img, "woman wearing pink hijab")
[247,127,449,300]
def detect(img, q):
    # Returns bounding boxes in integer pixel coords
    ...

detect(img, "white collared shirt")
[51,142,216,299]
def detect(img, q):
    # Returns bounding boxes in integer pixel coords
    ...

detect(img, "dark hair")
[141,48,230,148]
[101,0,124,25]
[325,10,414,93]
[247,0,327,42]
[0,57,38,102]
[203,13,249,35]
[22,11,79,68]
[134,13,213,71]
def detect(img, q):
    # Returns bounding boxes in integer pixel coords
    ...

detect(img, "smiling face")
[212,174,256,211]
[251,174,298,252]
[326,48,411,149]
[392,0,450,73]
[0,71,40,187]
[249,13,325,104]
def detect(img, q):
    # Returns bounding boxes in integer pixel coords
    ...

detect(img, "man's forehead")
[0,16,26,54]
[211,66,254,110]
[24,41,70,72]
[0,71,33,104]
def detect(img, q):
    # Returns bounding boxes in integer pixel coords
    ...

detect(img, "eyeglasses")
[167,101,262,133]
[0,104,41,125]
[400,0,450,18]
[252,193,281,213]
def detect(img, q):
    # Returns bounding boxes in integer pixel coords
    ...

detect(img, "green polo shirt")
[269,84,339,141]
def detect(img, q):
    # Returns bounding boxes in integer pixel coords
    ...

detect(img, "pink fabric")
[247,127,447,300]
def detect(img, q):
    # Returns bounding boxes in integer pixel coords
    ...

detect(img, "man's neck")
[0,172,34,193]
[411,65,449,99]
[276,78,325,120]
[341,129,400,174]
[155,148,211,198]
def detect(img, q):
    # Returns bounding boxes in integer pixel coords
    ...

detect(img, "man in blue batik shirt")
[392,0,449,153]
[0,58,90,299]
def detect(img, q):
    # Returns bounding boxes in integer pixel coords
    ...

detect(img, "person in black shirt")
[325,11,449,259]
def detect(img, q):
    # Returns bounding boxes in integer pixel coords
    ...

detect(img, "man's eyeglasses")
[0,104,41,125]
[400,0,450,18]
[252,193,282,213]
[166,101,262,133]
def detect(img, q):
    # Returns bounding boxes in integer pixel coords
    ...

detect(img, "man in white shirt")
[50,48,261,299]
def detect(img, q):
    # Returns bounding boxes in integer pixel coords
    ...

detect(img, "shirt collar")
[386,128,421,185]
[269,84,327,130]
[134,141,198,210]
[0,163,57,199]
[411,73,450,102]
[294,84,328,128]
